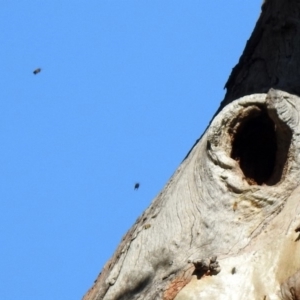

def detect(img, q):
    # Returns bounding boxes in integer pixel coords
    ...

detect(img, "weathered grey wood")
[83,1,300,299]
[83,90,300,300]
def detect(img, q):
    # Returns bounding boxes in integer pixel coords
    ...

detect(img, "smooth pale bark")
[83,1,300,299]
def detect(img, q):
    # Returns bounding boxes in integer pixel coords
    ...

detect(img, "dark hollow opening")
[230,108,277,185]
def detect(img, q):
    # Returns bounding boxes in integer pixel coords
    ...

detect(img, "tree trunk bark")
[83,1,300,299]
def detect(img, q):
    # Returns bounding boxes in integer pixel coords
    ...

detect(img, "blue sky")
[0,1,261,299]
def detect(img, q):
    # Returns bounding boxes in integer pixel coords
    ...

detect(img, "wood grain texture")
[83,0,300,298]
[83,90,300,299]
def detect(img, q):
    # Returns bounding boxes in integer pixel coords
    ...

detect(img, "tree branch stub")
[83,1,300,298]
[84,90,300,300]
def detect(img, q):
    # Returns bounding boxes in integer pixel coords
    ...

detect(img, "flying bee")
[134,183,140,190]
[33,68,41,75]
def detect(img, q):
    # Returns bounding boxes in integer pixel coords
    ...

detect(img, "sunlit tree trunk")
[83,1,300,299]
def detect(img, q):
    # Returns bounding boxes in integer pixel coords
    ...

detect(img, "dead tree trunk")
[83,1,300,299]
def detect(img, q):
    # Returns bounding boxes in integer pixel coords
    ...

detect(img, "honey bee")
[143,224,151,230]
[233,202,238,212]
[33,68,41,75]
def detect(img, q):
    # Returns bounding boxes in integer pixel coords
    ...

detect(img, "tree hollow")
[230,106,291,186]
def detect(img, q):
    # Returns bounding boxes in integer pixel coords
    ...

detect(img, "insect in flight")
[33,68,41,75]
